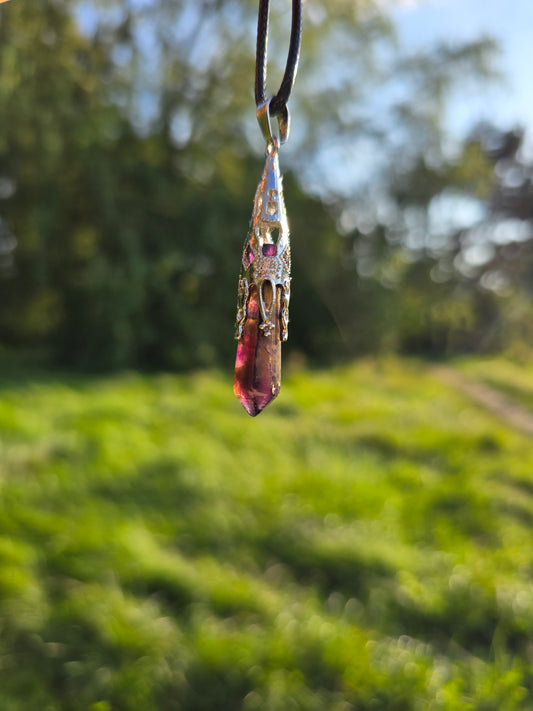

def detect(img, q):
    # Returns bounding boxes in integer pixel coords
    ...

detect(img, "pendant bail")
[256,97,290,147]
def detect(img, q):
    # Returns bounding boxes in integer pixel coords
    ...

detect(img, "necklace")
[233,0,302,416]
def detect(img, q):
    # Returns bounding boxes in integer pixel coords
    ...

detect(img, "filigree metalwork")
[235,141,291,341]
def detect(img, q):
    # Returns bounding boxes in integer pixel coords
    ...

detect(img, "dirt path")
[433,366,533,437]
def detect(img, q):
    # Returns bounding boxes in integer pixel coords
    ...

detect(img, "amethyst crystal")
[233,283,281,416]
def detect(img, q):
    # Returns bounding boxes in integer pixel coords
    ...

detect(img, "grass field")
[0,358,532,710]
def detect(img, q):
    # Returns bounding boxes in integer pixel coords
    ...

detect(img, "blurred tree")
[450,124,533,355]
[0,0,501,368]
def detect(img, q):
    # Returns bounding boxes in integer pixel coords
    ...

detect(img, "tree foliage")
[0,0,520,369]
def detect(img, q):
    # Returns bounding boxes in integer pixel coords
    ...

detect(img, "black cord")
[255,0,302,119]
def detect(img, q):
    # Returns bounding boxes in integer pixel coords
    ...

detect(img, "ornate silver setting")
[235,140,291,341]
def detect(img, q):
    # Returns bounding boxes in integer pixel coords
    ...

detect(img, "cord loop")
[255,0,302,146]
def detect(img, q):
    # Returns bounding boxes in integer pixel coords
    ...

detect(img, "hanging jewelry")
[233,0,302,416]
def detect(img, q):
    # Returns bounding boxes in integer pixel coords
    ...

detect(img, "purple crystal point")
[233,284,281,416]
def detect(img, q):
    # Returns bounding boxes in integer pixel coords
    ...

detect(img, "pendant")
[233,140,291,416]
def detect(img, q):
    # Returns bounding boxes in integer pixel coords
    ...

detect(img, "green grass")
[0,358,532,710]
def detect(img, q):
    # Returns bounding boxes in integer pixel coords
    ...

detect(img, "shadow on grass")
[91,458,204,519]
[262,527,395,602]
[355,431,501,472]
[491,472,533,498]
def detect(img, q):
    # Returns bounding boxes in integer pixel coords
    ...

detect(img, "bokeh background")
[1,1,533,709]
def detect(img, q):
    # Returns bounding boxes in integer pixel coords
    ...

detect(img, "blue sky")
[73,0,533,139]
[70,0,533,196]
[391,0,533,137]
[299,0,533,199]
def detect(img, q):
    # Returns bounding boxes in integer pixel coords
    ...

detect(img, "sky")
[72,0,533,139]
[391,0,533,138]
[300,0,533,200]
[69,0,533,197]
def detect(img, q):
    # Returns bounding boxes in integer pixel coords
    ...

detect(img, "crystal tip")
[235,392,275,417]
